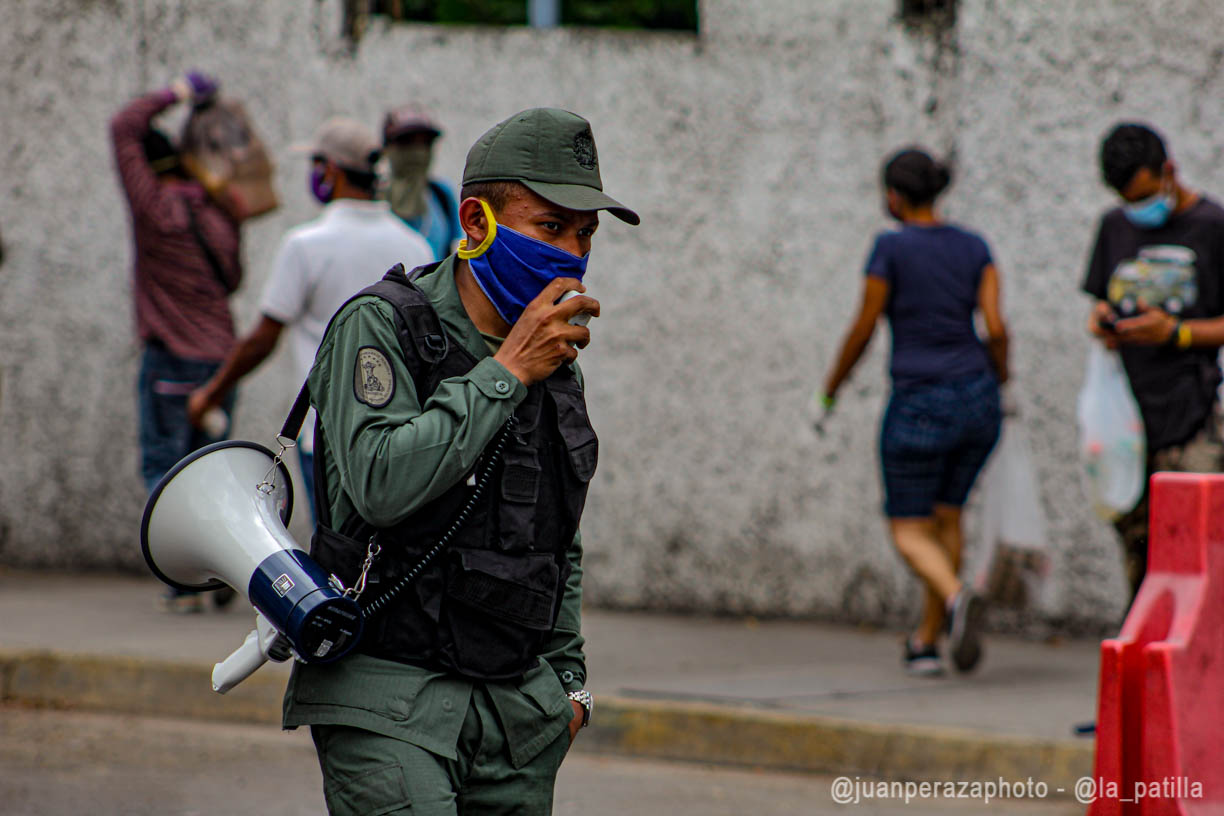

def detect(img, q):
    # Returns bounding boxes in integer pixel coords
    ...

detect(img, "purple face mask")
[310,164,334,204]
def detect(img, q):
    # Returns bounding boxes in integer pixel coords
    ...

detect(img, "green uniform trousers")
[310,687,571,816]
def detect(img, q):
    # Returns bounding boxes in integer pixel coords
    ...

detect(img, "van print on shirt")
[1107,244,1198,317]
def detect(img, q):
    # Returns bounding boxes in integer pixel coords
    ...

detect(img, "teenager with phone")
[1084,122,1224,602]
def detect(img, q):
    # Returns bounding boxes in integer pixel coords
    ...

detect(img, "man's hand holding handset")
[494,278,599,387]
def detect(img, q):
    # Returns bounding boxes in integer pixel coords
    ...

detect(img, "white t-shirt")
[260,199,434,450]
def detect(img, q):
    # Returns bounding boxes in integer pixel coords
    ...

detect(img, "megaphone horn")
[141,441,362,691]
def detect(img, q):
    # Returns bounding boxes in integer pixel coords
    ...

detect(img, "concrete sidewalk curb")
[589,698,1093,794]
[0,649,1093,796]
[0,649,289,725]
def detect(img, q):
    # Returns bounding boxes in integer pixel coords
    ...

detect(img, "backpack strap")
[311,411,333,530]
[185,199,238,294]
[370,262,450,386]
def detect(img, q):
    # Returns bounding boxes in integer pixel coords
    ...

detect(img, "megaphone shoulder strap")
[280,382,313,442]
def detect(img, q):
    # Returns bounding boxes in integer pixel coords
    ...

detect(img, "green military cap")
[462,108,640,225]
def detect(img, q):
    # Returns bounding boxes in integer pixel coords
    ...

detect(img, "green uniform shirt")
[283,256,587,769]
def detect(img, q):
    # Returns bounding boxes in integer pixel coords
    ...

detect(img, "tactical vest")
[307,263,598,681]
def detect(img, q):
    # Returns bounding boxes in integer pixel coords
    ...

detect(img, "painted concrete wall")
[5,0,1223,634]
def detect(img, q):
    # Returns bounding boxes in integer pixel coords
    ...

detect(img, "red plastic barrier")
[1088,473,1224,815]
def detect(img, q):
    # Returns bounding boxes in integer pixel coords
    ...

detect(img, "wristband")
[1177,322,1193,350]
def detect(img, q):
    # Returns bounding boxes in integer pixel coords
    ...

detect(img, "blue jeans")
[137,342,235,492]
[298,449,317,526]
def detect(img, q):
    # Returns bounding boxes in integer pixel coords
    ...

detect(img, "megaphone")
[141,440,363,693]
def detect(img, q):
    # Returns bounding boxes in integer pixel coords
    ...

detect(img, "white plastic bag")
[974,415,1051,610]
[1076,344,1146,520]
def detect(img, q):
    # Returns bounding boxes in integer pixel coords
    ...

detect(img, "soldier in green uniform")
[282,108,638,815]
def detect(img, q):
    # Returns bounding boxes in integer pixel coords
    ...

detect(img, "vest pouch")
[310,524,367,592]
[550,385,598,482]
[497,449,540,552]
[439,547,560,679]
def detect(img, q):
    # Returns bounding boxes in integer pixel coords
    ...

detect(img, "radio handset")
[559,290,593,347]
[559,289,592,327]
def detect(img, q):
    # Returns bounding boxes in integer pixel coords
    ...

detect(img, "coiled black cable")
[361,415,518,616]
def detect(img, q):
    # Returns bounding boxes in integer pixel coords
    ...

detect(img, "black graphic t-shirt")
[1082,196,1224,451]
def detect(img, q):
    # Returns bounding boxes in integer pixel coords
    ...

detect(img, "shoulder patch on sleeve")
[354,346,395,408]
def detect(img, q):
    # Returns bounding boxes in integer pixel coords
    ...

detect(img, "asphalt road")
[0,704,1081,815]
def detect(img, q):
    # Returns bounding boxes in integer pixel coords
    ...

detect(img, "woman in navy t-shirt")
[822,148,1009,677]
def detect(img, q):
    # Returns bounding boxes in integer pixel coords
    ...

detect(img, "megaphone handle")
[211,628,269,694]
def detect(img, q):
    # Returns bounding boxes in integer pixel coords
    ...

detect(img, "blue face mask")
[458,200,588,325]
[1123,188,1174,229]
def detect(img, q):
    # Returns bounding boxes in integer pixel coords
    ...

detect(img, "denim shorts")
[137,342,234,492]
[879,372,1001,518]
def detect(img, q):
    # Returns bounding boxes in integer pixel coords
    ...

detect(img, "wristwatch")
[566,689,593,728]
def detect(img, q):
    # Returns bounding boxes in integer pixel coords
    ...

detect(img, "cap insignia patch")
[572,128,597,171]
[354,346,395,408]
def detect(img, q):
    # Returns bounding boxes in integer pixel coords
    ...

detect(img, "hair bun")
[883,147,951,206]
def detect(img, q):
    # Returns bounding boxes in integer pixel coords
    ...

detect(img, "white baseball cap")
[291,117,381,172]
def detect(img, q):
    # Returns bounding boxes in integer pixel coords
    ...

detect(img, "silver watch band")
[566,689,593,727]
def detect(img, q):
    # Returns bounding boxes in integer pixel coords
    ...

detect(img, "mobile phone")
[1098,316,1118,333]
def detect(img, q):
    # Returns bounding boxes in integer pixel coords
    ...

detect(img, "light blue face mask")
[1123,188,1175,229]
[458,200,588,325]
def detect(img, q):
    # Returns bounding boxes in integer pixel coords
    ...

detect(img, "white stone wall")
[5,0,1223,633]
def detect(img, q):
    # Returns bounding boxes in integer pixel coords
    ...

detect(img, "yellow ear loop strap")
[457,199,498,259]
